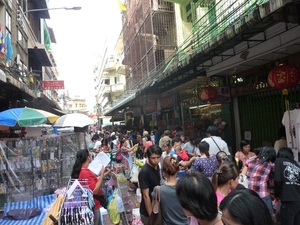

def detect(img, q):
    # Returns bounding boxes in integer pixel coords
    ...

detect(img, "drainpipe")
[173,93,181,128]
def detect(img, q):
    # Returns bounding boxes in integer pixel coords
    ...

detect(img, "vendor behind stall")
[71,150,110,225]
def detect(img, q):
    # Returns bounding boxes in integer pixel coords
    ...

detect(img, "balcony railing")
[111,83,125,92]
[104,59,115,72]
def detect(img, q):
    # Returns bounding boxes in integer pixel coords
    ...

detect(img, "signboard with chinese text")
[42,80,65,90]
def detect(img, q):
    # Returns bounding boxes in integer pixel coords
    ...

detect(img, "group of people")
[70,124,299,225]
[137,125,300,225]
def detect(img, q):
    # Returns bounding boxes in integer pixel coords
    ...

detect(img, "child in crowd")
[150,131,155,143]
[216,151,227,166]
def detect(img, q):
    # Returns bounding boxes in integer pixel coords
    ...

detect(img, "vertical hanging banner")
[43,80,65,90]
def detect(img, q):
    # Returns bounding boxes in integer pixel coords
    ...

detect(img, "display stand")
[0,133,80,210]
[58,179,94,225]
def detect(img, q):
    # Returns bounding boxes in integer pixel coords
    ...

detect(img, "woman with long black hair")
[71,150,110,225]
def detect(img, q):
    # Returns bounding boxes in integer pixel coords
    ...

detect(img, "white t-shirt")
[201,136,230,155]
[282,109,300,149]
[282,109,300,162]
[93,140,102,150]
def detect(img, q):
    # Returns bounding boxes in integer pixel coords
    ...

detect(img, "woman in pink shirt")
[235,140,255,166]
[211,163,239,204]
[143,134,154,154]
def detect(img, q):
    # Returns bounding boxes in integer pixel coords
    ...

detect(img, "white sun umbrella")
[54,113,94,128]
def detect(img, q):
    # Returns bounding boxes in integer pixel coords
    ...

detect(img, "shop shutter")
[238,86,300,149]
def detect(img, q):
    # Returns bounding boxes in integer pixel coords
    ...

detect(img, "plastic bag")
[116,194,125,212]
[130,164,139,183]
[108,196,120,224]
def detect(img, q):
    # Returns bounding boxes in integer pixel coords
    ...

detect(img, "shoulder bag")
[147,186,162,225]
[211,137,222,152]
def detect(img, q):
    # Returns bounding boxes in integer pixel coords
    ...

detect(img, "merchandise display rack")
[58,179,94,225]
[0,133,79,210]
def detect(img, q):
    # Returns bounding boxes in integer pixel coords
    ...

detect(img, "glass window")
[104,79,110,85]
[18,30,23,41]
[6,12,11,32]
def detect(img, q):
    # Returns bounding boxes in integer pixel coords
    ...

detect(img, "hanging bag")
[147,186,163,225]
[108,191,120,224]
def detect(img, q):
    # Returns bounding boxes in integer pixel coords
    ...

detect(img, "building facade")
[104,0,300,152]
[94,37,126,127]
[0,0,62,115]
[67,96,88,114]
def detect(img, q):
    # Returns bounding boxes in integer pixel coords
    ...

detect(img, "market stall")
[0,133,80,210]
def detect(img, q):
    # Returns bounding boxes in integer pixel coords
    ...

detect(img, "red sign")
[43,80,65,90]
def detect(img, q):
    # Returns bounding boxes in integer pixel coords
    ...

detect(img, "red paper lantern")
[268,64,300,90]
[199,86,218,103]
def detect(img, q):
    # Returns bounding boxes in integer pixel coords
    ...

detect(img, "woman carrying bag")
[150,156,189,225]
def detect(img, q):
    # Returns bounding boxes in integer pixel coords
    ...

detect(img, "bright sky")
[47,0,122,112]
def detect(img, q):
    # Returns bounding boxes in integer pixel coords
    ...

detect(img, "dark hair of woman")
[120,139,126,146]
[162,156,179,176]
[146,145,162,158]
[211,163,239,190]
[277,147,295,162]
[258,146,276,163]
[101,138,108,146]
[176,171,218,221]
[199,141,210,157]
[194,138,201,147]
[220,189,273,225]
[239,140,250,150]
[145,134,151,141]
[71,150,89,179]
[216,151,227,164]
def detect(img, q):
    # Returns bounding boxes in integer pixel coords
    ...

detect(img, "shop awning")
[104,92,136,116]
[28,41,52,67]
[52,108,66,115]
